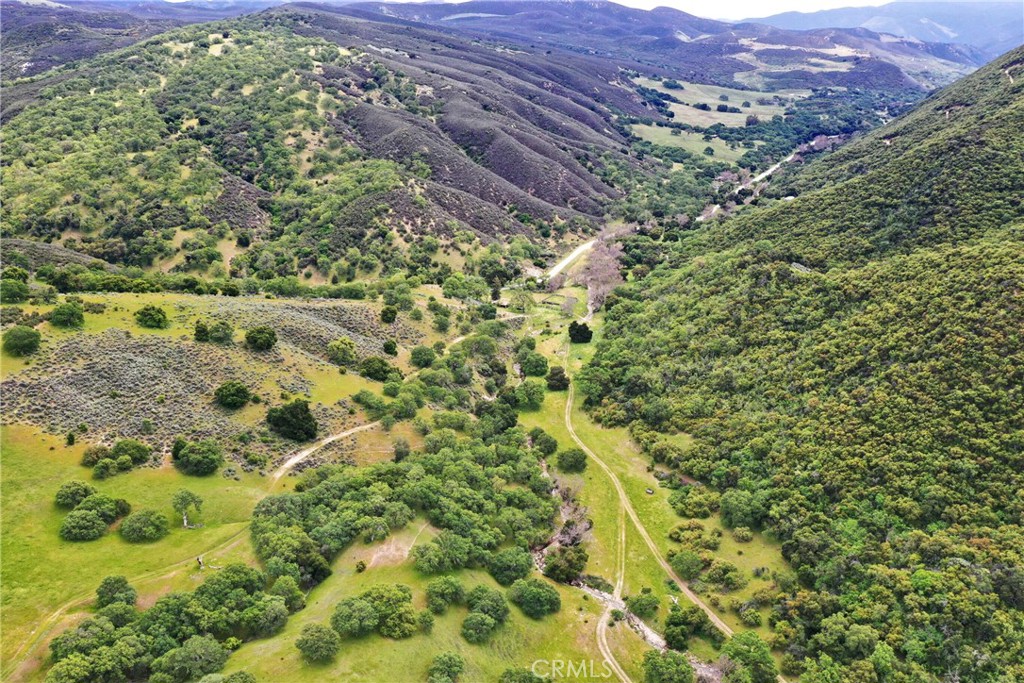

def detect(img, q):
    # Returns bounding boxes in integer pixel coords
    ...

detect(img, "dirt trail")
[564,384,735,636]
[696,153,796,223]
[594,501,633,683]
[4,525,251,681]
[564,384,789,683]
[548,239,596,278]
[269,421,380,484]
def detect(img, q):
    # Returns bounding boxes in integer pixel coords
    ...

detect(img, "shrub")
[55,480,96,508]
[513,380,545,410]
[720,489,765,529]
[81,445,110,467]
[705,560,746,591]
[330,597,378,637]
[669,550,704,581]
[568,321,592,343]
[0,278,30,303]
[740,608,763,626]
[426,576,465,614]
[643,649,694,683]
[529,428,558,456]
[625,592,660,618]
[460,612,497,644]
[173,439,225,476]
[3,325,41,356]
[295,623,340,663]
[215,381,251,409]
[76,493,129,524]
[208,320,234,344]
[327,337,357,366]
[499,669,546,683]
[60,509,107,541]
[134,305,168,328]
[93,458,118,480]
[508,578,561,619]
[266,400,318,441]
[120,510,170,543]
[96,576,137,607]
[556,448,587,473]
[721,632,778,683]
[270,575,306,612]
[151,635,228,683]
[488,547,534,586]
[466,585,509,623]
[543,545,588,583]
[428,652,465,682]
[410,345,436,368]
[418,610,434,633]
[111,438,152,465]
[545,366,569,391]
[50,302,84,328]
[519,352,548,377]
[360,356,397,382]
[245,326,277,351]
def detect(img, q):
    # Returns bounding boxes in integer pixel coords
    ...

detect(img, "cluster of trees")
[56,482,131,542]
[329,584,421,639]
[195,319,235,345]
[171,438,224,476]
[250,404,558,589]
[81,438,153,480]
[46,567,276,683]
[265,399,318,441]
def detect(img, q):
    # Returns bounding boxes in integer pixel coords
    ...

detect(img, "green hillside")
[0,8,655,280]
[579,45,1024,680]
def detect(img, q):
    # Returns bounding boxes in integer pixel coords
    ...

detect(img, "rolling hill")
[1,4,662,278]
[3,1,933,283]
[0,0,277,81]
[578,44,1024,680]
[353,0,985,89]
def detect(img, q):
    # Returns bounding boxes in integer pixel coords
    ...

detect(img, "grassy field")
[638,77,808,127]
[631,125,756,163]
[226,523,622,682]
[0,424,266,680]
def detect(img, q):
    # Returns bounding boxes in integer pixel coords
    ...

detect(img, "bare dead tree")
[546,273,566,292]
[574,239,624,313]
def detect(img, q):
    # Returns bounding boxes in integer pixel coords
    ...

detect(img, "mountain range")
[748,0,1023,59]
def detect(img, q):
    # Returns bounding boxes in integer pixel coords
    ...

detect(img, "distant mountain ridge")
[746,1,1023,59]
[351,0,985,89]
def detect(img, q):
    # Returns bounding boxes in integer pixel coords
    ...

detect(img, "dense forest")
[579,45,1024,680]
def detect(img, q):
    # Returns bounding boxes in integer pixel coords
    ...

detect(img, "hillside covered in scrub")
[1,5,656,278]
[578,45,1024,680]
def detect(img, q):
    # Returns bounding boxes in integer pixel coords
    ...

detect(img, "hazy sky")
[612,0,891,20]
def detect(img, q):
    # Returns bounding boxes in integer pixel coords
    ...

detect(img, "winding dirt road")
[594,500,633,683]
[548,239,596,279]
[563,385,736,637]
[269,420,380,484]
